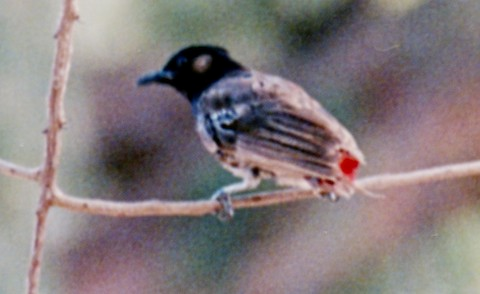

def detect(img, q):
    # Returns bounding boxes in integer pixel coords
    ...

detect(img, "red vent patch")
[339,151,359,181]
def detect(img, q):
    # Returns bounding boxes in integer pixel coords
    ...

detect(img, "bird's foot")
[211,191,234,221]
[320,191,339,202]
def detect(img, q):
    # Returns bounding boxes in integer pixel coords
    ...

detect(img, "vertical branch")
[27,1,79,293]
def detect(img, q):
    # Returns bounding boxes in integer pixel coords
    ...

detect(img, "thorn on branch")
[53,3,79,39]
[42,120,66,135]
[58,119,67,130]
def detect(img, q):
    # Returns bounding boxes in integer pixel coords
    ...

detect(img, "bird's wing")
[250,71,365,164]
[198,71,363,180]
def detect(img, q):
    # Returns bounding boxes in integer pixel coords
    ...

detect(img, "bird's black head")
[138,45,244,101]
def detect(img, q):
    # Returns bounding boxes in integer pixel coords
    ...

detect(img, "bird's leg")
[211,176,261,221]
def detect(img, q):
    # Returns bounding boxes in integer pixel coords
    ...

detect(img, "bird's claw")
[211,191,234,221]
[321,191,339,202]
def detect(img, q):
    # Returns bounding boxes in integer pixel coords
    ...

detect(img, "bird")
[138,45,366,220]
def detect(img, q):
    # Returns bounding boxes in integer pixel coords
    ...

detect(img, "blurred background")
[1,0,480,293]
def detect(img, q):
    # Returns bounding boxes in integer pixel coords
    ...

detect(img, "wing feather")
[197,70,364,180]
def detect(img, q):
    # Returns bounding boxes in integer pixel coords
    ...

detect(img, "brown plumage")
[138,45,365,219]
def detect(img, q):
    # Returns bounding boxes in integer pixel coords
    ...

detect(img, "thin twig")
[53,191,218,217]
[356,160,480,190]
[52,160,480,218]
[0,159,40,181]
[27,0,79,293]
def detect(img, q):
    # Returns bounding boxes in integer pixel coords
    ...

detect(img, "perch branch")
[27,0,79,293]
[52,160,480,217]
[356,160,480,190]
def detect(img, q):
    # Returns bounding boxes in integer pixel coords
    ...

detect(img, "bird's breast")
[195,114,220,154]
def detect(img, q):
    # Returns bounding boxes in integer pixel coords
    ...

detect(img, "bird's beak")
[137,70,175,86]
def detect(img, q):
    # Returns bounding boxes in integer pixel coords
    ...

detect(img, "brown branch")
[356,160,480,190]
[52,160,480,218]
[0,159,40,181]
[27,0,79,293]
[53,191,218,217]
